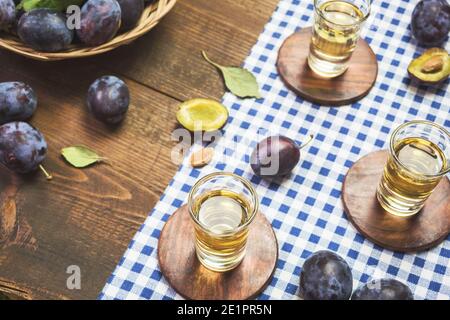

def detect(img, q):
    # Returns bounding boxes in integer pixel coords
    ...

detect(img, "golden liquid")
[377,137,447,216]
[309,1,365,77]
[192,190,252,272]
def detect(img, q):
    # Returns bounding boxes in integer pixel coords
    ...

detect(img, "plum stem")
[299,134,314,150]
[39,165,53,181]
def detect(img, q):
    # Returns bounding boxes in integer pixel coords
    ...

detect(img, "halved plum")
[408,48,450,84]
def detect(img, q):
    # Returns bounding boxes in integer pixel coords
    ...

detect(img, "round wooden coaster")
[342,150,450,252]
[158,205,278,300]
[277,27,378,106]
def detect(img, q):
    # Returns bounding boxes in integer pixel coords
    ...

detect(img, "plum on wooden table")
[87,76,130,124]
[0,122,47,174]
[0,82,37,125]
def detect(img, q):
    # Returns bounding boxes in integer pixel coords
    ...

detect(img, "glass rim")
[188,172,259,235]
[314,0,371,27]
[389,120,450,177]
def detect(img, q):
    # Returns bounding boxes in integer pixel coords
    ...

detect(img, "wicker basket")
[0,0,177,61]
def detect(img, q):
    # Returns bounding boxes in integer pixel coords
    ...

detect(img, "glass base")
[307,52,348,78]
[195,242,246,273]
[376,187,422,217]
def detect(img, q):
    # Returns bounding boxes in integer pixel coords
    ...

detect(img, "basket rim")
[0,0,177,61]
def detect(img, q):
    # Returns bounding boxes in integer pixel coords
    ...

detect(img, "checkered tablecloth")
[100,0,450,300]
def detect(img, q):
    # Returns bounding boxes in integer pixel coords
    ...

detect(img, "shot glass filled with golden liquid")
[188,172,259,272]
[308,0,370,78]
[377,120,450,217]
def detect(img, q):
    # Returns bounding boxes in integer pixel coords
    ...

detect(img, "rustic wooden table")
[0,0,279,299]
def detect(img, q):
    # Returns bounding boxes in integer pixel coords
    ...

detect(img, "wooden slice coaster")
[342,150,450,252]
[277,27,378,106]
[158,205,278,300]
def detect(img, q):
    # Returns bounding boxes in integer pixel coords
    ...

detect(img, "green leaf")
[19,0,85,12]
[202,51,262,99]
[61,145,106,168]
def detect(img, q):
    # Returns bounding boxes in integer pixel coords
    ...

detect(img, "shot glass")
[188,172,259,272]
[376,120,450,217]
[308,0,371,78]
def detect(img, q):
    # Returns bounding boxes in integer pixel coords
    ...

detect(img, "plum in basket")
[117,0,145,31]
[17,9,73,52]
[77,0,122,46]
[0,0,15,31]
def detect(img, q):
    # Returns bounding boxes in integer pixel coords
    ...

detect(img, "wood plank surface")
[95,0,278,101]
[0,0,279,299]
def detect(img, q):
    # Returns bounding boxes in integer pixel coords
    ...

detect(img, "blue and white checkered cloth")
[100,0,450,300]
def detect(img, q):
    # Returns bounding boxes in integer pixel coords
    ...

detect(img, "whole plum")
[87,76,130,124]
[10,8,24,35]
[352,279,414,300]
[299,250,353,300]
[250,135,313,178]
[0,0,15,31]
[0,82,37,125]
[411,0,450,46]
[18,9,73,52]
[117,0,144,31]
[0,122,47,174]
[77,0,121,46]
